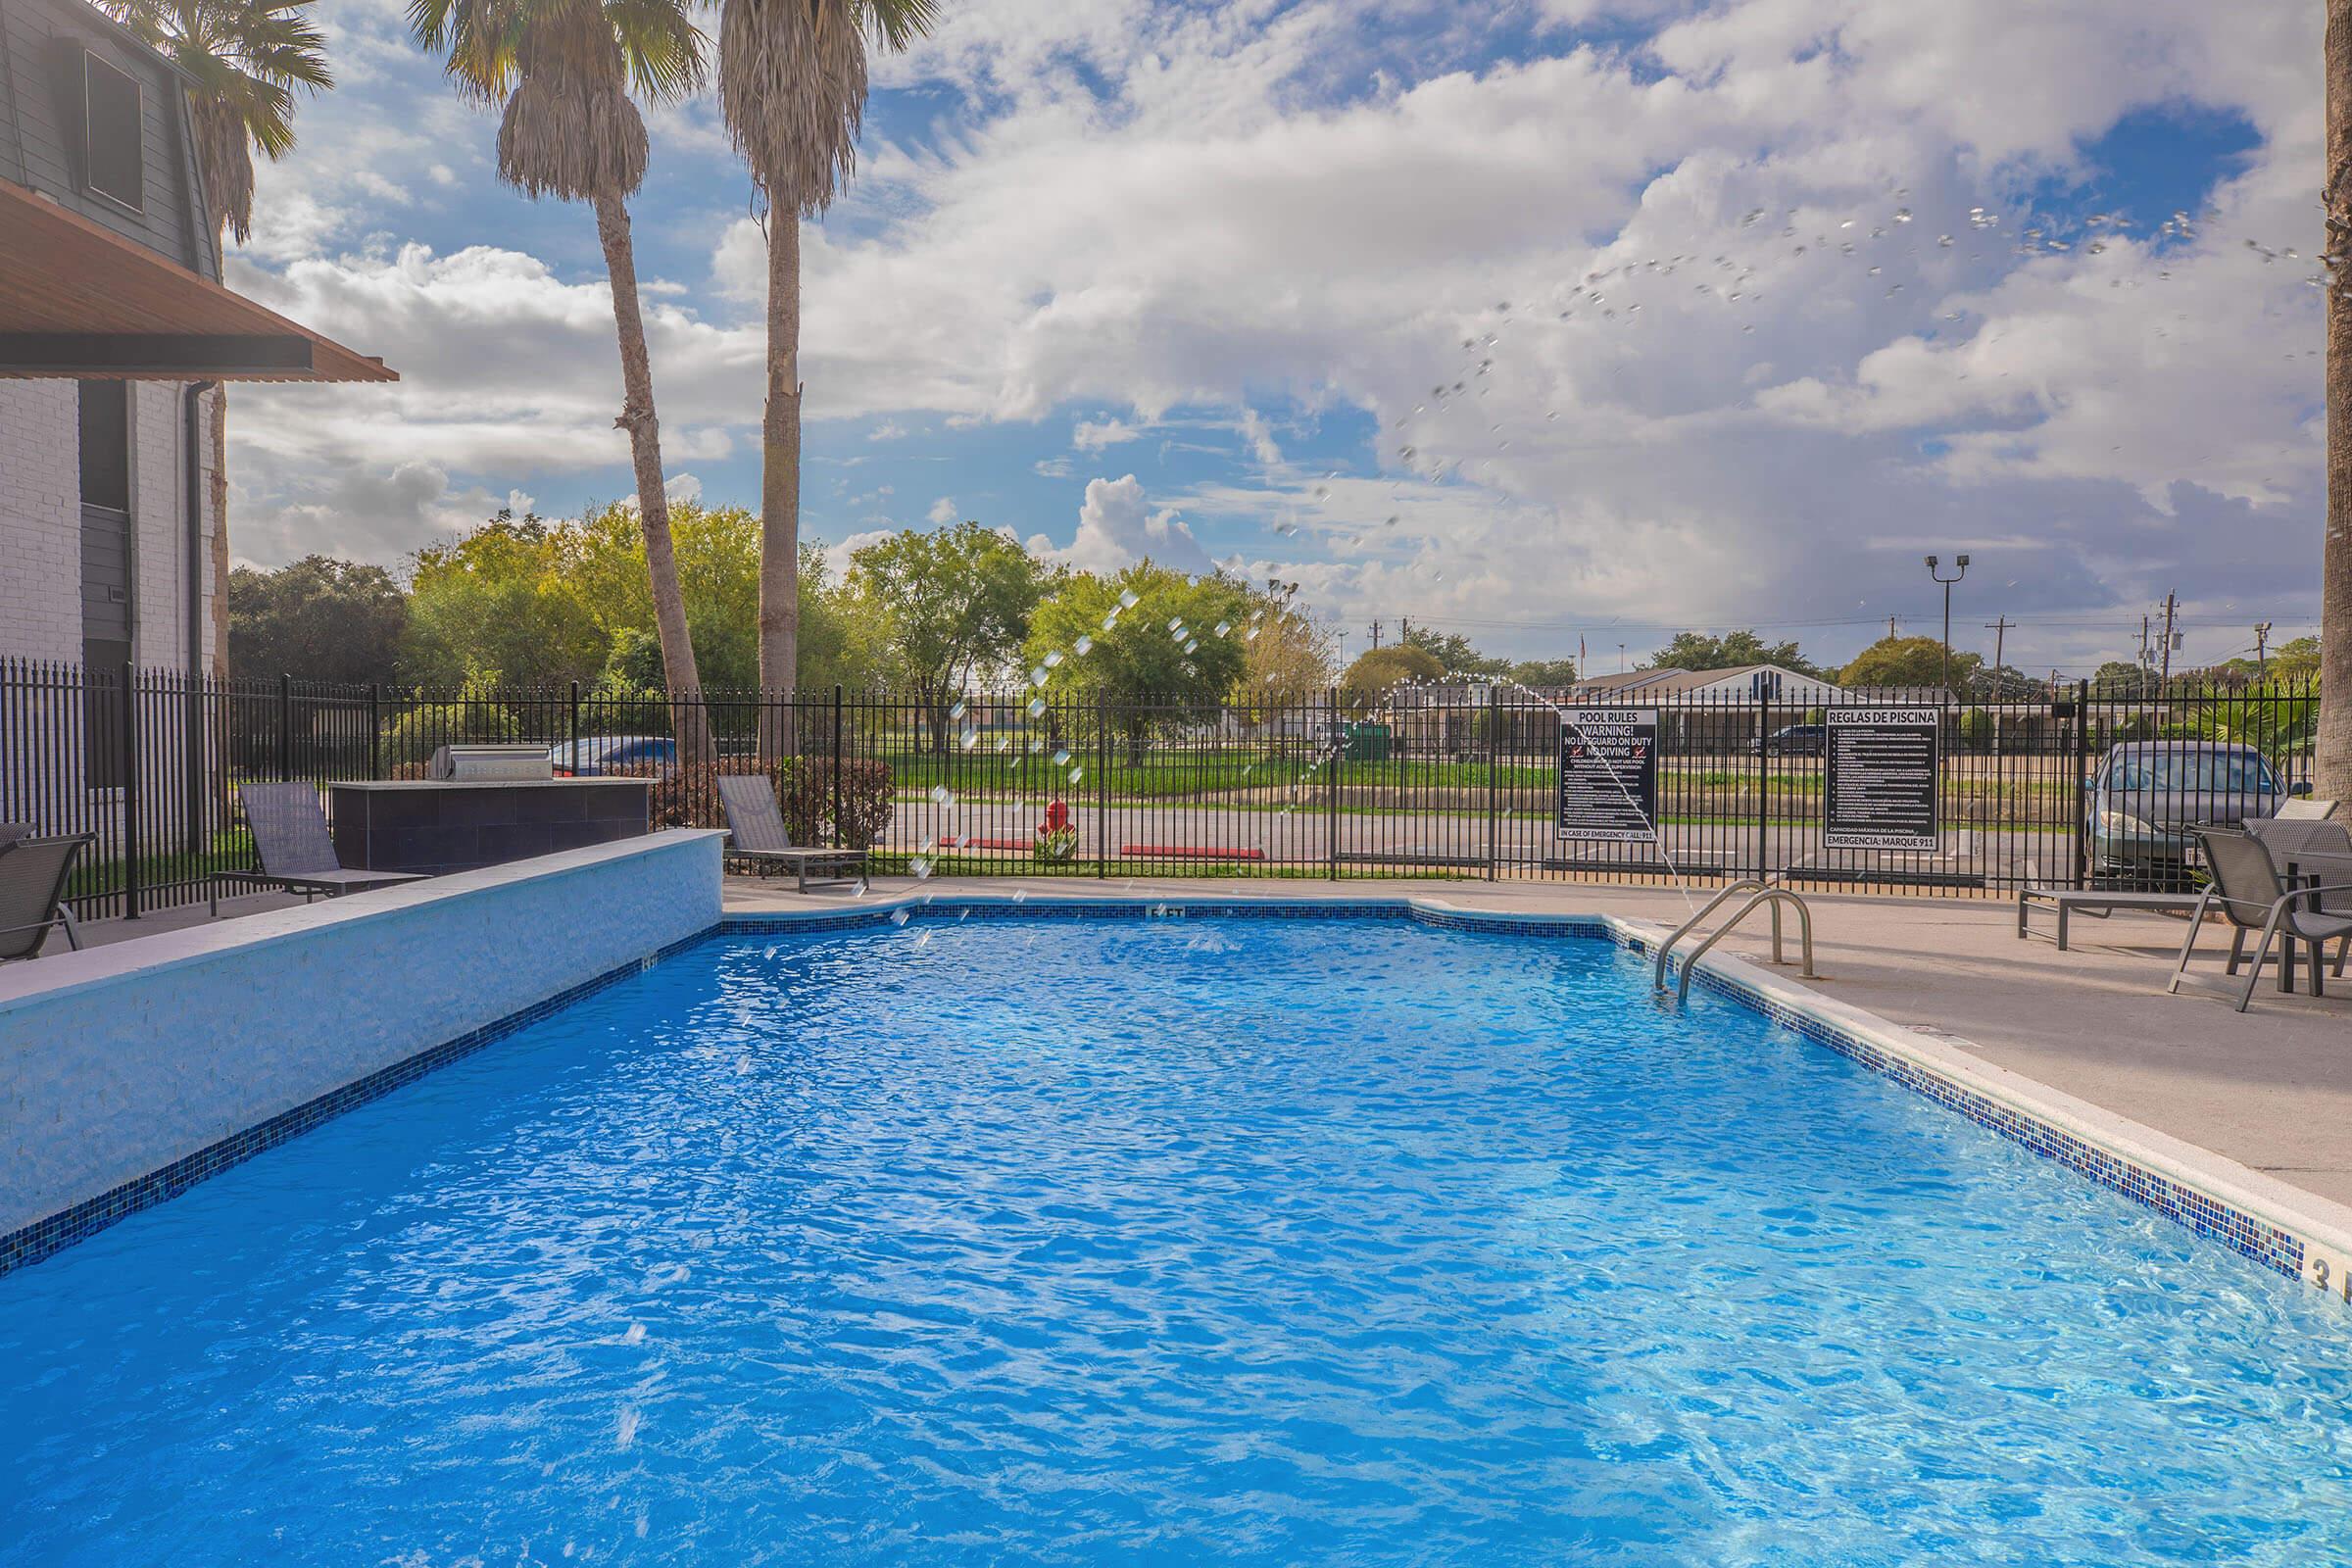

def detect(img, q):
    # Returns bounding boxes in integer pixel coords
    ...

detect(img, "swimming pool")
[3,909,2348,1564]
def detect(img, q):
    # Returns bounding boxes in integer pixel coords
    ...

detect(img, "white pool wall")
[0,831,724,1238]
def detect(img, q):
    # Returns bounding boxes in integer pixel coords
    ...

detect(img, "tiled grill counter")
[329,779,653,875]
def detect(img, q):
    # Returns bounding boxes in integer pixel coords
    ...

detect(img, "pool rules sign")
[1556,709,1659,843]
[1823,709,1939,852]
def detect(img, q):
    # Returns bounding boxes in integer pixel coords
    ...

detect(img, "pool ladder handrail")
[1651,878,1818,1004]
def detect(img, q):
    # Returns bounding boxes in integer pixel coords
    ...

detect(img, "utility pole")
[1984,614,2013,698]
[1886,614,1898,640]
[1618,643,1627,673]
[1369,618,1383,650]
[2158,591,2179,684]
[2255,621,2273,680]
[2139,613,2153,674]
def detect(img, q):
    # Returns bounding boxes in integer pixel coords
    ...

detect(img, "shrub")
[610,756,777,830]
[781,759,896,848]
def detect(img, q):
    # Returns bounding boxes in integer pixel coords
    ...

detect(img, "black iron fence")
[0,657,2322,921]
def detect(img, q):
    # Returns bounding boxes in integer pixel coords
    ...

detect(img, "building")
[1,0,391,680]
[1565,663,1846,706]
[1,0,389,819]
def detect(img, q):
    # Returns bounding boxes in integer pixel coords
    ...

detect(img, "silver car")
[2084,742,2307,888]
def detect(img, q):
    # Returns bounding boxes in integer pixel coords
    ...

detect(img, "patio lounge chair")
[2275,797,2339,821]
[715,774,866,893]
[0,827,92,960]
[2169,827,2352,1011]
[209,782,429,914]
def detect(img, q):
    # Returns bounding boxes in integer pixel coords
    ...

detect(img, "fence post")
[367,683,382,780]
[832,685,845,850]
[1754,691,1771,882]
[1096,692,1109,879]
[277,671,293,782]
[182,666,204,858]
[1327,687,1341,881]
[121,662,141,920]
[1485,684,1501,880]
[2070,678,2090,891]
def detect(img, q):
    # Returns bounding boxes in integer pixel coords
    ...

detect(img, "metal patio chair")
[2169,827,2352,1012]
[0,826,93,960]
[714,774,866,893]
[2275,797,2339,822]
[210,782,429,914]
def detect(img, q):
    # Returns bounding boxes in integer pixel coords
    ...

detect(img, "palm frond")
[716,0,866,215]
[96,0,333,240]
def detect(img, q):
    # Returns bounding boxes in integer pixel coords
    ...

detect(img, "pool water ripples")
[3,916,2350,1565]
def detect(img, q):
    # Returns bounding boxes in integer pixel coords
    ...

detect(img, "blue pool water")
[3,913,2350,1565]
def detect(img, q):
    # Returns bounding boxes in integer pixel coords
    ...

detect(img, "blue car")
[548,735,679,776]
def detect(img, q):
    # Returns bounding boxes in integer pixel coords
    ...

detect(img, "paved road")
[883,795,2074,888]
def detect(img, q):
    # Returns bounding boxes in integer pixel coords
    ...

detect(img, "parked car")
[549,735,679,777]
[1750,723,1825,758]
[2083,742,2309,888]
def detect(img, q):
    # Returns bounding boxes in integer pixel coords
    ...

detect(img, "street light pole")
[1925,553,1971,696]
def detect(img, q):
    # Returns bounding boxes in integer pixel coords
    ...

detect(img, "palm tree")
[411,0,711,751]
[105,0,332,678]
[2321,0,2352,798]
[717,0,934,697]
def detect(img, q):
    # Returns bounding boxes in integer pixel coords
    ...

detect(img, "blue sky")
[226,0,2325,676]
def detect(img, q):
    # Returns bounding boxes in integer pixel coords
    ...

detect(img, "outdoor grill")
[427,744,555,782]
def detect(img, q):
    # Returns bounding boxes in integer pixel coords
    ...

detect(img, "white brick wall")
[0,379,220,670]
[0,381,82,662]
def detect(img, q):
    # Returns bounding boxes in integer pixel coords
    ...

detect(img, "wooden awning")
[0,182,395,382]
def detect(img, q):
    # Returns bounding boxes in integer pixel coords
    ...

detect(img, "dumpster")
[1345,722,1393,761]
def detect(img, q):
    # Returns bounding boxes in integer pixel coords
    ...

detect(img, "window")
[80,51,145,213]
[78,378,130,513]
[78,382,132,790]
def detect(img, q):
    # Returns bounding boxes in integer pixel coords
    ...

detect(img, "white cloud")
[1034,474,1212,574]
[927,496,959,523]
[1073,416,1143,451]
[216,0,2323,672]
[663,472,704,505]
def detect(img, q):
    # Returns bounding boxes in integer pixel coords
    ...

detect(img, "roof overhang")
[0,182,395,383]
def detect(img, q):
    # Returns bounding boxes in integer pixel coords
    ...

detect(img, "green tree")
[228,556,407,682]
[1645,628,1824,677]
[1028,564,1250,761]
[2273,635,2322,685]
[1506,657,1579,689]
[717,0,936,694]
[410,0,710,750]
[1400,624,1505,676]
[401,510,605,686]
[848,521,1053,756]
[1841,635,1981,690]
[1235,578,1337,711]
[2091,660,2153,696]
[1340,644,1446,712]
[106,0,332,677]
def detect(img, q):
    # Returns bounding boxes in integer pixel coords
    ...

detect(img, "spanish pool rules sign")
[1557,709,1659,843]
[1824,708,1940,852]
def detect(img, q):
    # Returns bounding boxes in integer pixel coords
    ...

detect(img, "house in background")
[0,0,389,812]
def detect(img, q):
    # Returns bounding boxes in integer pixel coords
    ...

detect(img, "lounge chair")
[2275,797,2339,821]
[714,774,866,892]
[0,827,92,959]
[2169,827,2352,1011]
[209,782,429,914]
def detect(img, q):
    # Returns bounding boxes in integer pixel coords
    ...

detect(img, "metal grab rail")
[1652,881,1818,1003]
[1652,879,1775,989]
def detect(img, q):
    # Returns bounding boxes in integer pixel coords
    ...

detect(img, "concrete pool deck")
[724,874,2352,1219]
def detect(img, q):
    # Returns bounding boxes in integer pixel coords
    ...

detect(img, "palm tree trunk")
[590,189,711,763]
[2325,0,2352,797]
[757,211,803,734]
[209,385,230,678]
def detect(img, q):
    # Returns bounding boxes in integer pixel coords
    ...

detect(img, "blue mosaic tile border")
[0,927,715,1280]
